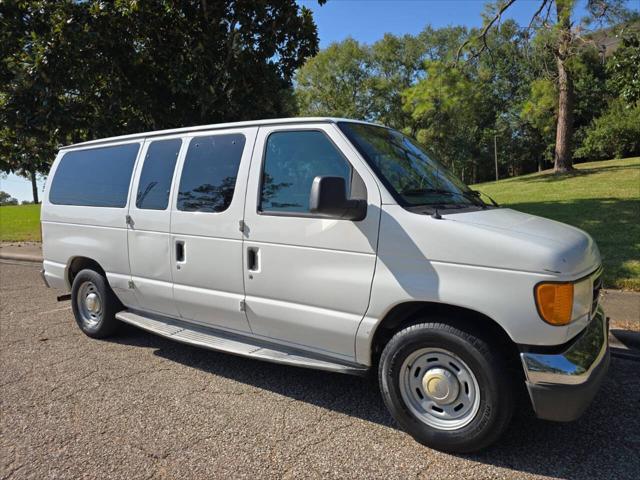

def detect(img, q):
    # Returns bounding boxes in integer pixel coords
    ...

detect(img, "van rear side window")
[136,139,182,210]
[49,143,140,207]
[177,134,245,213]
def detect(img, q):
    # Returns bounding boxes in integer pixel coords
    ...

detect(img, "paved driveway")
[1,260,639,479]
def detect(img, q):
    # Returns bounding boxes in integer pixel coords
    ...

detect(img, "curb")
[0,253,43,263]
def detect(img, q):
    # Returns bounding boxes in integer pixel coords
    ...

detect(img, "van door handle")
[176,241,186,264]
[247,247,259,272]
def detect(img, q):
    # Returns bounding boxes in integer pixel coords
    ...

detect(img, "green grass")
[0,204,41,242]
[474,157,640,291]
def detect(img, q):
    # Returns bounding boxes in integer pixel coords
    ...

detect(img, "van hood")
[442,208,600,276]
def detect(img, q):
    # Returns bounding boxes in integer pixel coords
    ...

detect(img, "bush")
[575,100,640,160]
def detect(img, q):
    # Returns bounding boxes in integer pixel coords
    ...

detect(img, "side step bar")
[115,310,369,376]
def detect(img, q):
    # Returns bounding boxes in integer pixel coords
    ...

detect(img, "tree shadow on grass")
[518,162,639,184]
[111,323,640,479]
[506,198,640,289]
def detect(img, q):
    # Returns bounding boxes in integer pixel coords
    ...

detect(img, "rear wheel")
[378,321,514,453]
[71,269,121,338]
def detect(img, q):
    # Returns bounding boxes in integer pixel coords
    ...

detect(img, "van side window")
[177,134,246,213]
[49,143,139,207]
[136,139,181,210]
[260,131,351,214]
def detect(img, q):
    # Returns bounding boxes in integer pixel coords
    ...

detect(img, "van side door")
[127,136,184,317]
[242,123,381,360]
[170,128,257,333]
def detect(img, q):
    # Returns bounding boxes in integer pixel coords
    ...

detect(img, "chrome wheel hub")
[422,367,459,405]
[76,281,102,328]
[399,348,481,431]
[85,292,100,314]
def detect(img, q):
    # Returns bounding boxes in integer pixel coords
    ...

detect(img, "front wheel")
[378,321,514,453]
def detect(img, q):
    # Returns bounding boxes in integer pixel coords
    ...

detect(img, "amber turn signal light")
[535,282,574,326]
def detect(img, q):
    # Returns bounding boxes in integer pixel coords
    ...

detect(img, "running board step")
[115,310,368,376]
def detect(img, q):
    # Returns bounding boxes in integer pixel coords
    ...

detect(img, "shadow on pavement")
[112,323,640,479]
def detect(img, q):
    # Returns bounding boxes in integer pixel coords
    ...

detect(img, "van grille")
[591,270,603,315]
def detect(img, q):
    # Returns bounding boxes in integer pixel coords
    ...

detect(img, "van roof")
[60,117,382,150]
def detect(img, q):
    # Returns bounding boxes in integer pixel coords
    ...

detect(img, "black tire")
[71,269,122,339]
[378,321,514,453]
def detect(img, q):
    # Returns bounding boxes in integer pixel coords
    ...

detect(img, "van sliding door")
[169,127,257,333]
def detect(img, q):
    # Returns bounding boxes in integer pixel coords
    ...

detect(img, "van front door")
[127,136,183,317]
[170,128,257,333]
[242,124,381,360]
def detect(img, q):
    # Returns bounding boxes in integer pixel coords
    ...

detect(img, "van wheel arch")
[371,302,521,377]
[66,257,107,289]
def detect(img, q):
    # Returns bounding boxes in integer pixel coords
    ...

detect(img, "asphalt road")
[1,260,639,480]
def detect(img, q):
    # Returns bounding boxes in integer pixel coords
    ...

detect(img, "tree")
[575,30,640,160]
[295,27,468,130]
[367,33,427,130]
[0,0,320,202]
[575,99,640,159]
[0,190,18,206]
[295,38,372,119]
[458,0,631,173]
[606,30,640,104]
[403,62,491,182]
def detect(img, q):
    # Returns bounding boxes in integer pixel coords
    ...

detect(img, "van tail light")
[535,282,574,326]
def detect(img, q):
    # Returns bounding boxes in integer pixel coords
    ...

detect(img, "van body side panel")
[169,127,258,333]
[242,124,381,359]
[126,136,185,317]
[41,141,142,307]
[354,204,595,365]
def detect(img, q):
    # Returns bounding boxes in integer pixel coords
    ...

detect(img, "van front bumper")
[520,307,609,422]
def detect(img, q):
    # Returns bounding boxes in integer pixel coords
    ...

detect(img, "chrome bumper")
[520,307,609,421]
[521,306,608,386]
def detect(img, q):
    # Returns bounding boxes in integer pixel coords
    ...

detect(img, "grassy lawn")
[0,204,41,242]
[474,157,640,291]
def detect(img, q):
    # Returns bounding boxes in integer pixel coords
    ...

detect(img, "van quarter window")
[260,131,351,214]
[177,134,245,212]
[49,143,140,207]
[136,139,182,210]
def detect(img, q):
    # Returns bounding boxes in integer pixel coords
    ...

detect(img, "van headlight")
[535,278,592,326]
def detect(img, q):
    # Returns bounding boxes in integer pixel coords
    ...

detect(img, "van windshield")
[338,122,484,209]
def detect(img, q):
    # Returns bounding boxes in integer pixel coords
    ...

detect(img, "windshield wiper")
[401,188,487,208]
[470,190,500,207]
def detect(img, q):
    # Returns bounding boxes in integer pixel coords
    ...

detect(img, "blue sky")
[3,0,638,201]
[300,0,605,48]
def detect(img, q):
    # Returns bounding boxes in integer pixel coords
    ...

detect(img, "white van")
[41,118,608,452]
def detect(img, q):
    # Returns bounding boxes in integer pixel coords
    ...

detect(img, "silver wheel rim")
[399,348,481,431]
[76,281,102,328]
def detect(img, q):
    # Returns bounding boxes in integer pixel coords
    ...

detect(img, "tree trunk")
[554,57,574,173]
[553,1,575,173]
[30,170,39,204]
